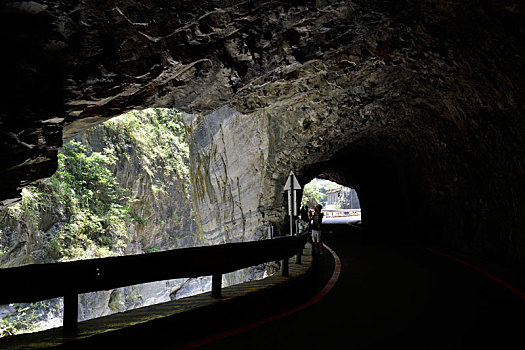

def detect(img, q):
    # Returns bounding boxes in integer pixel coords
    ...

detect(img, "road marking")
[425,247,525,299]
[176,244,342,349]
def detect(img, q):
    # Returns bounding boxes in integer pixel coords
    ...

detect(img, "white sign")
[284,171,301,191]
[285,171,301,218]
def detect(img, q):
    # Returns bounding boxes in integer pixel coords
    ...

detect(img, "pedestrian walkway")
[0,247,315,350]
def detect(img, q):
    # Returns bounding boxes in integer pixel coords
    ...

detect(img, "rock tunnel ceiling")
[1,1,525,269]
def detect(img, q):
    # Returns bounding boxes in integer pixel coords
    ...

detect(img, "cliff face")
[1,109,196,264]
[182,0,525,270]
[80,110,199,252]
[1,0,525,274]
[0,110,206,333]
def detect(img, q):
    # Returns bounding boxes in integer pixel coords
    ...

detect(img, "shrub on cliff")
[0,108,193,263]
[44,140,134,260]
[0,108,195,337]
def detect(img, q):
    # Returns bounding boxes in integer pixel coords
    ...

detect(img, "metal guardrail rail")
[0,234,308,331]
[322,209,361,217]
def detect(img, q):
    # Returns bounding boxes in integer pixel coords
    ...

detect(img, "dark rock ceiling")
[1,0,524,268]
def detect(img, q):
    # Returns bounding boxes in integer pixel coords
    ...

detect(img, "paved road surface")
[39,222,524,350]
[195,223,525,350]
[321,215,361,225]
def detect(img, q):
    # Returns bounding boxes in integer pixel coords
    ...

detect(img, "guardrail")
[0,234,308,331]
[322,209,361,218]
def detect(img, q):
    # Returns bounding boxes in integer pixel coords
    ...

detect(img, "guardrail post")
[212,273,222,298]
[281,258,289,277]
[63,293,78,332]
[295,250,302,264]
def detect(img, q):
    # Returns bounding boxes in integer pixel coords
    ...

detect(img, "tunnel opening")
[0,108,204,336]
[300,137,425,244]
[1,109,195,263]
[300,178,361,219]
[0,0,524,345]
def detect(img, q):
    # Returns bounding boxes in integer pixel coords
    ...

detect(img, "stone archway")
[1,1,525,270]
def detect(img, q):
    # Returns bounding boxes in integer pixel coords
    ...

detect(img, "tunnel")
[1,0,525,317]
[302,138,418,238]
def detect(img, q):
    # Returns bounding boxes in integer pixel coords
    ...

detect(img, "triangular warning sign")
[284,171,301,190]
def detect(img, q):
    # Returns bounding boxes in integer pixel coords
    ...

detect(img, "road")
[195,222,525,350]
[321,214,361,225]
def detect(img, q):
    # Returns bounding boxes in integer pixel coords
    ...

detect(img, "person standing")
[311,204,324,254]
[307,206,313,233]
[300,205,309,223]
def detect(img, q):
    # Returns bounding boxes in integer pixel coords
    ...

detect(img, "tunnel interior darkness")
[301,138,425,242]
[0,0,524,287]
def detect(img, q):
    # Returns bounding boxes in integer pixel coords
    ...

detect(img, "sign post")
[284,171,301,236]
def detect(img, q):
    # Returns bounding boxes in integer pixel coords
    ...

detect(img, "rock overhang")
[1,0,525,268]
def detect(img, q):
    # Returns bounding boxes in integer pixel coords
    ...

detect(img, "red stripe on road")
[176,244,342,349]
[425,247,525,299]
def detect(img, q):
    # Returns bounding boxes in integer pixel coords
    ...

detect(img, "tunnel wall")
[1,0,524,271]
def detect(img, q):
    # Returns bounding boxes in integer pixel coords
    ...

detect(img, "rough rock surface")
[78,119,199,252]
[0,115,206,329]
[0,113,197,265]
[1,0,525,272]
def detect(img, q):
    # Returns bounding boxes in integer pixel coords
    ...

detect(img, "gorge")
[1,109,208,335]
[1,0,525,337]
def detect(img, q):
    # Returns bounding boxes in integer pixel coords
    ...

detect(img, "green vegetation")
[47,141,133,260]
[0,302,59,337]
[1,108,193,337]
[301,178,340,207]
[3,140,133,262]
[103,109,194,249]
[1,108,191,262]
[104,108,190,185]
[301,180,323,207]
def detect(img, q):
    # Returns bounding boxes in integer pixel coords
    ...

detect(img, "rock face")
[0,110,209,331]
[1,0,525,274]
[1,110,197,264]
[79,112,200,252]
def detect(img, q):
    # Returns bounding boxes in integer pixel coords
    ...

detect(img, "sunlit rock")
[1,0,524,270]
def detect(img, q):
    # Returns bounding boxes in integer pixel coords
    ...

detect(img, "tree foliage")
[6,140,135,262]
[301,180,323,207]
[1,108,191,262]
[0,108,193,337]
[301,178,342,208]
